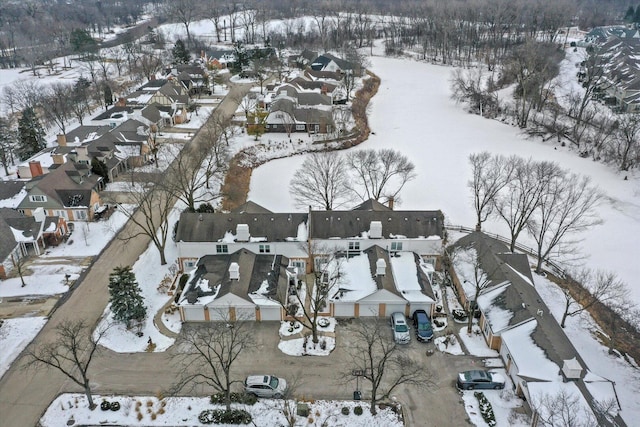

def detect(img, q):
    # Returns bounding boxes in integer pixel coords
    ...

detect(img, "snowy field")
[250,53,640,307]
[0,317,47,378]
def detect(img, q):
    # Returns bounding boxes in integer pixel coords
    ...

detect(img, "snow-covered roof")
[476,282,513,333]
[389,252,434,302]
[329,254,377,302]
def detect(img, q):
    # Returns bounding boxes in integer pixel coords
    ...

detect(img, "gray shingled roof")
[231,201,273,214]
[309,209,444,239]
[0,208,20,261]
[0,181,25,202]
[176,212,308,243]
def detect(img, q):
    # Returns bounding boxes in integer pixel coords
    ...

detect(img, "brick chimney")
[116,97,126,107]
[387,197,394,210]
[29,161,43,177]
[149,74,156,81]
[57,134,67,146]
[321,84,328,95]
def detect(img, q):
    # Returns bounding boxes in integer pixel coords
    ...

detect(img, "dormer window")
[30,195,47,202]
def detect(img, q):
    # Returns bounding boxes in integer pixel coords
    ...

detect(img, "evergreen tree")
[108,266,146,328]
[91,157,110,183]
[625,6,635,22]
[634,5,640,23]
[17,107,46,160]
[0,117,16,175]
[70,29,97,57]
[103,84,113,107]
[172,39,190,64]
[233,41,248,72]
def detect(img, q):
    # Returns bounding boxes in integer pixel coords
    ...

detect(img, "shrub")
[341,406,350,415]
[198,409,252,425]
[474,392,496,427]
[137,412,143,421]
[210,392,257,406]
[354,406,363,416]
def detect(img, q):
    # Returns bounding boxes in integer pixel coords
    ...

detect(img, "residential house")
[178,249,293,322]
[264,97,334,134]
[288,49,318,69]
[205,50,236,69]
[311,53,365,77]
[17,161,104,221]
[0,207,67,279]
[164,64,209,95]
[450,232,623,426]
[175,200,444,321]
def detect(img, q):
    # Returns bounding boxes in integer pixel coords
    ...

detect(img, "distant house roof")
[92,106,136,121]
[231,201,273,214]
[0,208,21,261]
[352,199,392,211]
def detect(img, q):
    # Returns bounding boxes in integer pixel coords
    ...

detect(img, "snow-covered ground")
[0,317,47,378]
[41,394,403,427]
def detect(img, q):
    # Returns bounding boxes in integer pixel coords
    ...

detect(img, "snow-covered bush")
[474,392,496,427]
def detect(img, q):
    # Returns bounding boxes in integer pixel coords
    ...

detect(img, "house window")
[184,260,196,269]
[314,124,320,133]
[390,241,403,252]
[291,260,306,274]
[54,210,68,220]
[259,244,271,253]
[74,210,88,221]
[216,244,228,254]
[296,124,305,131]
[347,241,360,256]
[30,195,47,202]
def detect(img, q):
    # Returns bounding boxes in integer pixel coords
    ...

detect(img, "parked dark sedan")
[412,309,434,342]
[456,370,506,390]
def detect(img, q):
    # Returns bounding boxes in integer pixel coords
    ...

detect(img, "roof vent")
[229,262,240,280]
[236,224,249,241]
[369,221,382,239]
[376,258,386,276]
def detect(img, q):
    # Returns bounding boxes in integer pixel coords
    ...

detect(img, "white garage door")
[359,303,379,317]
[386,304,408,317]
[236,306,256,321]
[183,306,205,321]
[259,306,282,321]
[334,303,355,317]
[208,306,229,321]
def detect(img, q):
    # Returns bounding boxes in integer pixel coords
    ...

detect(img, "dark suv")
[412,309,434,342]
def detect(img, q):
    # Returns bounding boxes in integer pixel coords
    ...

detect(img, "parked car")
[456,370,505,390]
[390,312,410,344]
[412,309,434,342]
[244,375,287,398]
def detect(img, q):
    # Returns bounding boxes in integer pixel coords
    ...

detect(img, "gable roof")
[175,211,308,243]
[352,199,392,212]
[0,208,20,261]
[309,208,444,240]
[231,201,273,214]
[0,181,27,209]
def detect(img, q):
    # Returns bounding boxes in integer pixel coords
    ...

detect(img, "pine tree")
[625,6,635,22]
[17,107,46,160]
[108,266,147,328]
[172,39,190,64]
[91,157,110,183]
[634,5,640,24]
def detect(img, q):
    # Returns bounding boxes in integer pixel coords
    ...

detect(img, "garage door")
[183,306,205,321]
[386,303,408,317]
[259,306,282,321]
[359,303,379,317]
[208,306,229,321]
[334,303,355,317]
[236,306,257,321]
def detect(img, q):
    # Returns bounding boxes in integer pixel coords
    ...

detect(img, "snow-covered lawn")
[461,388,529,427]
[41,394,403,427]
[434,334,464,355]
[458,326,500,357]
[277,318,338,356]
[0,274,72,298]
[0,317,47,378]
[174,107,214,130]
[95,205,183,352]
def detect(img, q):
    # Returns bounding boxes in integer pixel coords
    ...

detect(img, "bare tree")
[23,320,107,410]
[172,314,255,411]
[493,158,561,252]
[0,117,17,175]
[342,319,434,415]
[345,148,416,204]
[468,152,515,231]
[289,152,350,210]
[600,286,635,355]
[528,172,602,273]
[279,244,344,345]
[559,269,630,329]
[162,137,228,211]
[531,388,613,427]
[118,172,175,265]
[450,68,500,117]
[163,0,200,46]
[608,113,640,171]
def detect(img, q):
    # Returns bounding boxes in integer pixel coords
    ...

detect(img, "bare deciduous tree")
[346,148,416,205]
[559,269,629,328]
[172,313,255,411]
[450,68,500,117]
[342,319,435,415]
[23,320,107,410]
[531,388,615,427]
[528,172,602,273]
[493,158,561,252]
[608,113,640,171]
[468,152,515,231]
[289,151,350,210]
